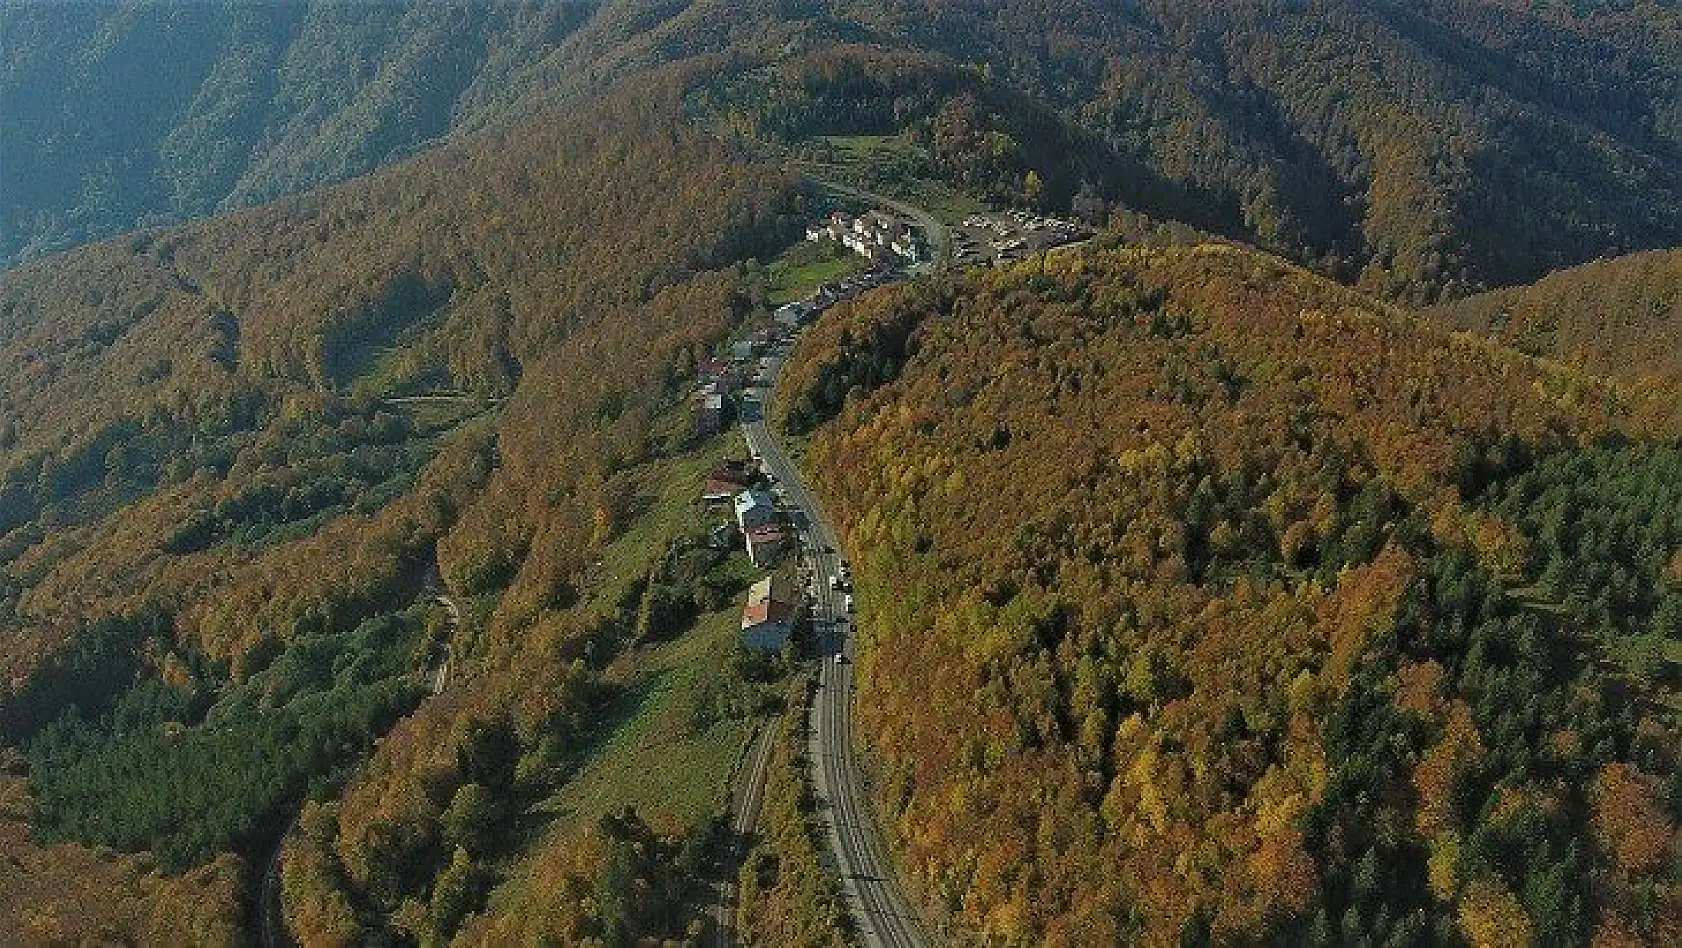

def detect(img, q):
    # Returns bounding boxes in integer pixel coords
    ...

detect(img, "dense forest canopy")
[5,0,1679,301]
[0,62,807,940]
[1428,249,1682,393]
[778,240,1681,944]
[0,0,1679,944]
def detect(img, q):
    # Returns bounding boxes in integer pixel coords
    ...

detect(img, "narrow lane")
[713,719,779,947]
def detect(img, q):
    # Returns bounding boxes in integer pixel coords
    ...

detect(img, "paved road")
[741,355,930,948]
[812,178,951,274]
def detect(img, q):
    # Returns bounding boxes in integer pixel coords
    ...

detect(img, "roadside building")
[744,524,786,567]
[741,574,800,650]
[694,387,725,436]
[733,488,775,531]
[774,301,812,328]
[702,459,753,504]
[696,358,739,393]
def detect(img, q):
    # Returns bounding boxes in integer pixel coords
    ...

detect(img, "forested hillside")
[0,0,607,267]
[779,241,1682,944]
[2,0,1679,943]
[812,0,1682,301]
[1428,249,1682,391]
[0,63,805,941]
[7,0,1679,303]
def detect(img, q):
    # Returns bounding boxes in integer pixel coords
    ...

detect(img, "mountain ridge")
[5,0,1678,301]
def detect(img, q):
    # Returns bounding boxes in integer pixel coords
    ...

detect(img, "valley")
[0,3,1678,946]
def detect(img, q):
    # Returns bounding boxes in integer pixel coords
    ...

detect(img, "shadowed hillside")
[6,0,1679,302]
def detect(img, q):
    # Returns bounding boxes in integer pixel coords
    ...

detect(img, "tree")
[1024,169,1046,210]
[1458,878,1532,948]
[442,782,498,855]
[429,846,480,938]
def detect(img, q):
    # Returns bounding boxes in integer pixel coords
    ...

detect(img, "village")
[805,209,925,267]
[686,201,1090,658]
[688,320,842,658]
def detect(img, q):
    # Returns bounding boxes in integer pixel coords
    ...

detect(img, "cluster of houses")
[770,268,900,337]
[729,323,788,363]
[806,210,923,266]
[684,216,924,651]
[694,321,793,436]
[695,264,907,440]
[700,457,801,651]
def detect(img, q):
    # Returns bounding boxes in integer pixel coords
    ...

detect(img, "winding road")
[713,177,951,945]
[811,178,951,273]
[739,352,931,947]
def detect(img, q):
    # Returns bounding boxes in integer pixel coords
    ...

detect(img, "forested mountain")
[6,0,1679,301]
[778,239,1681,944]
[0,0,594,266]
[812,0,1681,301]
[1428,249,1682,389]
[0,61,804,941]
[2,0,1680,943]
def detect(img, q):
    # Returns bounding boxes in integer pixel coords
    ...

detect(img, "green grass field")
[536,600,758,828]
[765,239,867,305]
[524,425,778,832]
[474,424,790,926]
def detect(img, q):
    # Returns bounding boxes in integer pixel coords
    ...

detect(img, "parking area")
[951,210,1092,267]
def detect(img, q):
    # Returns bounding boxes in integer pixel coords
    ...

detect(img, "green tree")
[429,846,479,938]
[441,782,498,856]
[1024,169,1046,209]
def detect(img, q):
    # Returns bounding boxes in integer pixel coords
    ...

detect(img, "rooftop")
[742,598,795,629]
[748,573,799,607]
